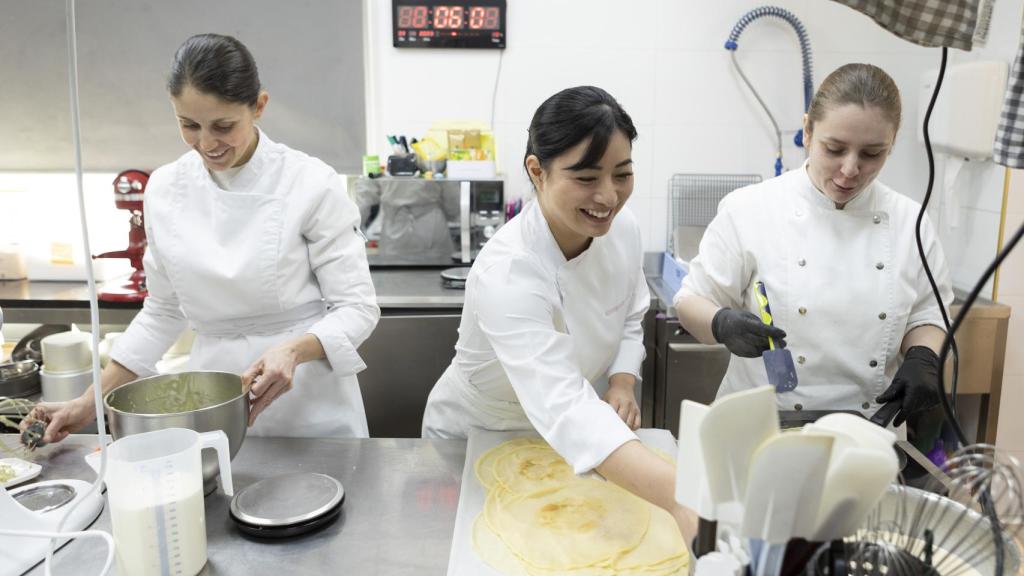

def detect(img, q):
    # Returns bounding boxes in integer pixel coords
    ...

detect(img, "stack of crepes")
[472,438,691,576]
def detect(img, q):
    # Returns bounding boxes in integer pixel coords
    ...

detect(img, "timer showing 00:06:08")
[397,5,500,30]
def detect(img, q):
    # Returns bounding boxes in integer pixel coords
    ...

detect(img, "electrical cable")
[42,1,113,574]
[916,47,963,437]
[0,528,115,575]
[490,48,504,132]
[922,46,1024,576]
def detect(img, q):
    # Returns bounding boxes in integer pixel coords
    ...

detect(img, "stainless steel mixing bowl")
[810,485,1021,575]
[104,371,249,495]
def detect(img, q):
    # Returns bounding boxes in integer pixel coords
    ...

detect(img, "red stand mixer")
[93,169,149,302]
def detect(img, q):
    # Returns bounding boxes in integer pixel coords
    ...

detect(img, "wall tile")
[655,0,810,53]
[996,212,1024,297]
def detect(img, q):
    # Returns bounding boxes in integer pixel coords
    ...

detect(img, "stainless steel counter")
[0,269,467,325]
[13,434,466,575]
[370,268,465,308]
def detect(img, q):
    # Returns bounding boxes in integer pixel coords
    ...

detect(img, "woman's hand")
[603,373,641,430]
[670,503,699,549]
[21,397,97,445]
[241,334,325,426]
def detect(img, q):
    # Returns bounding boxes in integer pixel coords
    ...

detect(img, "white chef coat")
[421,200,649,474]
[111,129,380,438]
[675,163,953,413]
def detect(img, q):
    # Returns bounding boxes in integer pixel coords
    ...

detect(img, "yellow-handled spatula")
[754,281,798,392]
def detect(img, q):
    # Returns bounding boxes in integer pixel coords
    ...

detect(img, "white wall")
[366,0,952,253]
[932,0,1024,297]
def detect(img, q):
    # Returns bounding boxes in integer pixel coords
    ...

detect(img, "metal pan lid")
[229,472,344,527]
[440,267,470,281]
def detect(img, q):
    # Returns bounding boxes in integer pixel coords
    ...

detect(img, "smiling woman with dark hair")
[422,85,697,539]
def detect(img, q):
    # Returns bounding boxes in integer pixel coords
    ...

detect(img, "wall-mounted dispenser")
[919,60,1008,160]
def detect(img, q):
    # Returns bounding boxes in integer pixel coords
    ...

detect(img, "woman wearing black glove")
[673,64,953,434]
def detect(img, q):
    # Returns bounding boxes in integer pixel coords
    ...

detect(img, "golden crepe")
[491,444,575,494]
[472,439,691,575]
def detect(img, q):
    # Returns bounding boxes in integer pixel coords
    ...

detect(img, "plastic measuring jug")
[105,428,234,576]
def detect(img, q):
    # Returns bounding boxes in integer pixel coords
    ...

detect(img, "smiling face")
[526,129,634,259]
[803,103,897,206]
[170,85,268,171]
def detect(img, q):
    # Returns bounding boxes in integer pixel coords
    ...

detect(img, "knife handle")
[870,400,901,428]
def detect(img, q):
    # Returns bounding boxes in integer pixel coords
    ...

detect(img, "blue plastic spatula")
[754,281,798,392]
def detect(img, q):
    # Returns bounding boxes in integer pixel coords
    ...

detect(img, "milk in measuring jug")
[111,486,207,576]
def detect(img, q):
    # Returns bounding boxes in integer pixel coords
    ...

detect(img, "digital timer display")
[393,0,506,49]
[397,5,500,29]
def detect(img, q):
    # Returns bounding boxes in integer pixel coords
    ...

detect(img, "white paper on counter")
[445,428,678,576]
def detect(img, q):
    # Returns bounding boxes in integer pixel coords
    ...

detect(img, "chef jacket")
[675,163,953,413]
[111,129,380,437]
[422,199,648,474]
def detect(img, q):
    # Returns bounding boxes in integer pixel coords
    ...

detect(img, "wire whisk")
[811,444,1024,576]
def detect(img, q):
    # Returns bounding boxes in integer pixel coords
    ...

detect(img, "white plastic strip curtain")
[828,0,990,50]
[995,10,1024,168]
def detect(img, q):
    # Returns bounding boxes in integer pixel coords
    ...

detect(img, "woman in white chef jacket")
[25,34,380,442]
[675,64,953,435]
[422,86,696,535]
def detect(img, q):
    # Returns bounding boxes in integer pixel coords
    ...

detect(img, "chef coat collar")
[196,126,271,191]
[520,199,600,272]
[226,127,271,190]
[798,160,877,213]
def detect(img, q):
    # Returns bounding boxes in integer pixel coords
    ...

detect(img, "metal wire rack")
[666,173,762,253]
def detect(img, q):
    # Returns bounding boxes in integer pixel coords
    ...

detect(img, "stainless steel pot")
[104,371,249,495]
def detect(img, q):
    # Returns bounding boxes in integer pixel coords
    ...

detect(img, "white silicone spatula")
[676,400,714,520]
[699,386,780,525]
[741,431,834,543]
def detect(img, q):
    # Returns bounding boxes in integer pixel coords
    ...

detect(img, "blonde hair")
[807,63,901,135]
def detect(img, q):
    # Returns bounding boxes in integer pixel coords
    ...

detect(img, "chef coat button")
[798,258,806,267]
[862,402,871,410]
[878,312,887,320]
[869,359,879,368]
[794,403,803,411]
[797,355,806,364]
[799,307,807,315]
[875,262,885,270]
[873,215,882,224]
[796,210,804,218]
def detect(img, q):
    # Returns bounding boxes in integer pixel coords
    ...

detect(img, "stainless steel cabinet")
[653,314,731,435]
[357,312,461,437]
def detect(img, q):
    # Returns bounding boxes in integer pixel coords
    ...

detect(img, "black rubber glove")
[711,307,787,358]
[875,346,941,427]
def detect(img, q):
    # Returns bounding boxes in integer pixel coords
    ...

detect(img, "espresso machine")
[93,169,149,302]
[440,179,504,288]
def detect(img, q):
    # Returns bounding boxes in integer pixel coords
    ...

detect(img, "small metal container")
[0,360,41,399]
[40,368,92,402]
[105,371,249,495]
